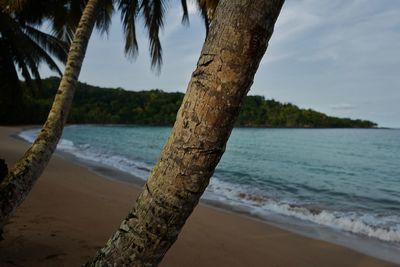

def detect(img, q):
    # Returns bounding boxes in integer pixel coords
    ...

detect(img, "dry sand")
[0,126,397,267]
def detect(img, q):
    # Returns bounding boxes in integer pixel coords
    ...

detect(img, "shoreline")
[0,126,398,266]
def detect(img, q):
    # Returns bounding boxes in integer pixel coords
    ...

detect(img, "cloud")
[330,103,356,111]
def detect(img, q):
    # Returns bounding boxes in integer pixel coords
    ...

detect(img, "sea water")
[19,125,400,263]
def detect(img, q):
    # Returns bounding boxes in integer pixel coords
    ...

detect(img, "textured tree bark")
[0,0,100,229]
[86,0,285,266]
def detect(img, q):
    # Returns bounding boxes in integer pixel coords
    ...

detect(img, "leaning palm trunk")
[0,0,100,229]
[87,0,285,266]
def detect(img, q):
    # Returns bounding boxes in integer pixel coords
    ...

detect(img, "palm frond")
[24,25,69,64]
[180,0,189,25]
[1,10,37,90]
[49,1,79,44]
[23,30,64,76]
[95,0,114,36]
[0,8,67,92]
[11,21,60,79]
[25,56,42,91]
[141,0,166,71]
[118,0,139,58]
[10,27,43,93]
[12,50,34,91]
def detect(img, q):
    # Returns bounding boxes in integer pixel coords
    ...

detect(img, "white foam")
[57,139,75,150]
[18,128,38,143]
[18,128,77,151]
[259,203,400,242]
[204,177,400,243]
[18,128,152,181]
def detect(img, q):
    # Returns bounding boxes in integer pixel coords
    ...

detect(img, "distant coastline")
[1,77,377,128]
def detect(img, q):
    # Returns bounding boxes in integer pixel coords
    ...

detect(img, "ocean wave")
[19,129,76,151]
[18,128,38,143]
[18,128,152,179]
[206,178,400,243]
[18,128,400,244]
[261,202,400,242]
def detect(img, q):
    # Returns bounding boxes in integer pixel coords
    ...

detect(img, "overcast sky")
[41,0,400,127]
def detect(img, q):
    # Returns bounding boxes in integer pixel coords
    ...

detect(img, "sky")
[41,0,400,127]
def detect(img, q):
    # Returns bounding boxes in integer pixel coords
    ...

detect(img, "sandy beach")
[0,126,397,267]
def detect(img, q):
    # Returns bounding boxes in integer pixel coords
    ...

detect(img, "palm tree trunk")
[86,0,285,266]
[0,0,100,229]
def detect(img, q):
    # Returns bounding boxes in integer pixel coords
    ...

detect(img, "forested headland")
[2,77,377,128]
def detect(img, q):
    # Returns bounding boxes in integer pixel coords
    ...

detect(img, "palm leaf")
[24,25,69,64]
[95,0,114,36]
[12,50,34,91]
[180,0,189,25]
[23,30,64,76]
[10,26,43,92]
[1,10,37,90]
[141,0,166,71]
[0,8,68,93]
[118,0,139,58]
[49,0,82,44]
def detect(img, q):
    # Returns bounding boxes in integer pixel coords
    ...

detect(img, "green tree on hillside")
[12,77,377,128]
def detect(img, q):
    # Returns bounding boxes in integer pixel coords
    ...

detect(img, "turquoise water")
[20,126,400,260]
